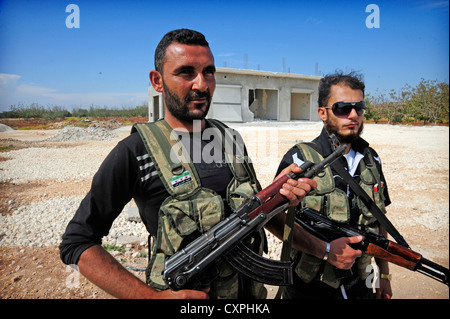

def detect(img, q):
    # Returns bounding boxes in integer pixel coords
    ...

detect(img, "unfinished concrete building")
[148,67,322,122]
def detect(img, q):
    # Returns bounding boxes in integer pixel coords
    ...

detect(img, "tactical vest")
[292,143,387,289]
[132,119,266,298]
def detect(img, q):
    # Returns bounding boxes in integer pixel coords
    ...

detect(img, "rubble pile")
[46,125,118,142]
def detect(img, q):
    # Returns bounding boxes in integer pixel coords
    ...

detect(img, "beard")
[324,119,364,145]
[163,81,211,122]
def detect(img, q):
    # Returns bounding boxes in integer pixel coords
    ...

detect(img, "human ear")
[149,70,163,93]
[318,107,327,122]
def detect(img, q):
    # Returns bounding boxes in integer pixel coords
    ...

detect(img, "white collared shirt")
[344,148,365,177]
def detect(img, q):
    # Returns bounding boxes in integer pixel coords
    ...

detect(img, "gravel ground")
[0,126,147,248]
[0,122,448,299]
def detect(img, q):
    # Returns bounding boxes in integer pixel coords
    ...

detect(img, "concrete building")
[148,67,322,122]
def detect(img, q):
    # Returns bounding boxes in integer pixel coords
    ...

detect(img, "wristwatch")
[322,242,331,261]
[380,273,392,281]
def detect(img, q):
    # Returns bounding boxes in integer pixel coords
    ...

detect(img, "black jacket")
[276,128,391,225]
[59,130,234,265]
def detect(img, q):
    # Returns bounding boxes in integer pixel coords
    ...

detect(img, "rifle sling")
[274,206,296,298]
[331,160,410,248]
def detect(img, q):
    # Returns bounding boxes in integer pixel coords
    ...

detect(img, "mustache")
[186,90,210,101]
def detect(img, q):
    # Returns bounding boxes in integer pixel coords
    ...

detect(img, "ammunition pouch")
[292,142,386,288]
[133,119,265,298]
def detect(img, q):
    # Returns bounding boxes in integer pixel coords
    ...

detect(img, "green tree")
[407,79,449,124]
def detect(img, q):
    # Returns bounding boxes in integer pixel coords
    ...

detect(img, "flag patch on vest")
[170,171,193,188]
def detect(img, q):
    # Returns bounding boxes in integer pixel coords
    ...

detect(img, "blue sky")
[0,0,448,112]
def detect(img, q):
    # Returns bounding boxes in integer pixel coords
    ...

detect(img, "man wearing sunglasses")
[272,72,392,299]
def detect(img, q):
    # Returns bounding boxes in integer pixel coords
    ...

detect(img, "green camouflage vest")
[132,119,266,298]
[292,143,386,289]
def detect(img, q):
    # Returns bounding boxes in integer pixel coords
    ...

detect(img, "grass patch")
[103,244,126,253]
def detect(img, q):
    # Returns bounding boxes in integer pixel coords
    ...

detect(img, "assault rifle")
[162,139,347,291]
[295,207,449,286]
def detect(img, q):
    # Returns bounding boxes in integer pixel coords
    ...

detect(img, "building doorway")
[290,93,311,120]
[249,89,279,120]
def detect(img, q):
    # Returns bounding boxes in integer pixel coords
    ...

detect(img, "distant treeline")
[364,79,449,125]
[0,103,148,119]
[1,78,449,125]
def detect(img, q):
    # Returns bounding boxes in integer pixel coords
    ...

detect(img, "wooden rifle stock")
[248,175,290,220]
[296,207,449,286]
[163,142,347,290]
[386,241,422,263]
[248,143,347,221]
[365,242,421,271]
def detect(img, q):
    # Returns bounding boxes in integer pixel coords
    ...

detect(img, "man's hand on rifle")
[160,287,210,299]
[276,163,317,207]
[327,236,363,269]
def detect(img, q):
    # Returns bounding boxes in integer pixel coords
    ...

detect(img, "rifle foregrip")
[386,241,422,263]
[366,243,418,270]
[256,174,289,202]
[248,176,289,220]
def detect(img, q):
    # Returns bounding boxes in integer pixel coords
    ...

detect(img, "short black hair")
[318,71,365,108]
[154,28,210,73]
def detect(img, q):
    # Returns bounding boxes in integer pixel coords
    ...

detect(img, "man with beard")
[273,72,393,299]
[59,29,316,299]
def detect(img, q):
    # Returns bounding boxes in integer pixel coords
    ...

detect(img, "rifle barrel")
[292,144,347,180]
[417,258,449,286]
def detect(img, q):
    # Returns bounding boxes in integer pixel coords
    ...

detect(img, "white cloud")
[421,1,449,11]
[16,84,57,96]
[0,73,147,111]
[0,73,20,87]
[305,17,322,25]
[43,92,148,107]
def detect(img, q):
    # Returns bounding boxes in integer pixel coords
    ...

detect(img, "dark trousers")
[282,274,375,299]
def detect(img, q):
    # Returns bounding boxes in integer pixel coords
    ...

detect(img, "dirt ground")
[0,122,448,299]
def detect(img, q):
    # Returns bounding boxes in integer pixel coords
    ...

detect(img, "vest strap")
[132,120,200,199]
[332,160,409,248]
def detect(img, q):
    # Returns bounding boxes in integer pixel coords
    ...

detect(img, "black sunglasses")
[323,101,366,117]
